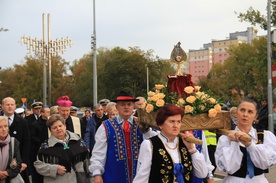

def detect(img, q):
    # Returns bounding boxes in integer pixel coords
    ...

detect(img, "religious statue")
[170,42,187,75]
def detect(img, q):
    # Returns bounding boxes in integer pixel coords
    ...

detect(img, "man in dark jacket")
[256,99,268,130]
[80,109,91,138]
[2,97,31,183]
[25,101,43,131]
[30,107,50,183]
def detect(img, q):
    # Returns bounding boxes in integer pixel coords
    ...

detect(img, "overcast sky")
[0,0,267,69]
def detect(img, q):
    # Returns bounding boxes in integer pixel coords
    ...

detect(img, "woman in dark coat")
[0,116,22,183]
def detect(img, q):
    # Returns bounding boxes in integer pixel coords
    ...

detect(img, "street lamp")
[146,64,149,93]
[92,0,97,106]
[19,14,72,107]
[267,0,273,132]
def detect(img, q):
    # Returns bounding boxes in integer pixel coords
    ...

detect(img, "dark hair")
[238,98,258,111]
[46,114,65,129]
[156,104,184,126]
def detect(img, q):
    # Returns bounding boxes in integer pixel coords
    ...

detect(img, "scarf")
[0,134,11,172]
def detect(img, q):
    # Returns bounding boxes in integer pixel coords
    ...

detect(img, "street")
[214,165,276,183]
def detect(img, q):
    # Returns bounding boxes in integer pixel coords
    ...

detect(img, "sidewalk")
[214,165,276,183]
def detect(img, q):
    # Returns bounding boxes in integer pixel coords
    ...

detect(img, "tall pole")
[42,13,47,106]
[267,0,273,132]
[48,14,52,107]
[92,0,98,106]
[146,66,149,93]
[19,13,72,107]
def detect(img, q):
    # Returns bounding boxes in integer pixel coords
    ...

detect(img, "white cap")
[15,108,25,114]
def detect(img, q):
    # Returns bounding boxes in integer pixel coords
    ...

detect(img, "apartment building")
[188,27,257,83]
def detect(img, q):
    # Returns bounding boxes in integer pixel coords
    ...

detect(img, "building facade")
[188,27,257,83]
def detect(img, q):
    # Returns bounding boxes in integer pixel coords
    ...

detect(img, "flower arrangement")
[144,84,222,118]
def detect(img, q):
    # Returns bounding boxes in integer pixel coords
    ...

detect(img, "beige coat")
[34,131,86,183]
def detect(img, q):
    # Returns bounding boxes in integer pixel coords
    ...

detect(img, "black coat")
[9,113,31,183]
[80,117,89,138]
[9,113,30,164]
[25,114,37,131]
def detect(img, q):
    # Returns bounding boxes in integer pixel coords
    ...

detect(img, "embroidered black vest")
[149,136,193,183]
[229,130,269,178]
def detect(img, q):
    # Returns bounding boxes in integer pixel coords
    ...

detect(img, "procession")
[2,1,276,183]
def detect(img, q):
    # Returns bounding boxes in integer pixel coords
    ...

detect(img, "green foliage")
[0,55,69,108]
[236,2,276,30]
[198,37,275,104]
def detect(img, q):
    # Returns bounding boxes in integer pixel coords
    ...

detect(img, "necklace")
[165,142,178,150]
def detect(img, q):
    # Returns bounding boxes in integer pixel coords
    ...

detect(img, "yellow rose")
[155,84,164,90]
[184,86,194,94]
[214,104,222,113]
[195,91,204,98]
[156,93,165,99]
[185,105,194,113]
[194,86,201,91]
[145,104,154,113]
[177,98,185,106]
[151,95,159,102]
[186,96,196,103]
[199,104,206,110]
[147,97,153,102]
[208,98,216,104]
[208,108,218,118]
[156,99,165,107]
[148,91,155,97]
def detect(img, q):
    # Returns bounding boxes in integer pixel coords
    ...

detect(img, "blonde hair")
[0,116,8,125]
[50,105,59,115]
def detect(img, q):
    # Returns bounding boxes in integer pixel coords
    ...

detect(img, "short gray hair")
[46,114,65,129]
[0,116,8,125]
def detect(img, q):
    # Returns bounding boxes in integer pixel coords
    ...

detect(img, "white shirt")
[215,127,276,183]
[5,114,14,126]
[88,115,158,176]
[133,133,208,183]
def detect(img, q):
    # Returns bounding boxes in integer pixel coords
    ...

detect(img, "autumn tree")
[0,55,70,108]
[198,37,270,104]
[71,46,175,106]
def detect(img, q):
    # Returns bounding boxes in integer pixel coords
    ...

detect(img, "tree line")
[0,46,175,108]
[1,37,275,109]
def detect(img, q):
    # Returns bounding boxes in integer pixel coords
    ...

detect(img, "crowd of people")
[0,93,276,183]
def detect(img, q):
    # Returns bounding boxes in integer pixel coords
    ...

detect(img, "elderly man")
[57,95,82,137]
[83,103,116,154]
[2,97,31,183]
[89,91,157,183]
[93,104,108,130]
[133,96,146,117]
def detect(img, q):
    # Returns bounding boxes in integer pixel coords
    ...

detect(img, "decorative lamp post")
[19,14,72,107]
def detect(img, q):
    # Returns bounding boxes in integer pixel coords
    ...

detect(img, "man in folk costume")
[57,96,82,137]
[89,91,157,183]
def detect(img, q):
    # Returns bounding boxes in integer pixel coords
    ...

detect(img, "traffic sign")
[272,63,276,84]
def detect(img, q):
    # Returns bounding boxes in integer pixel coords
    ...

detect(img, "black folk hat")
[112,91,139,102]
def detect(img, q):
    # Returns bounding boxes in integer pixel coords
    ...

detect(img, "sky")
[0,0,268,69]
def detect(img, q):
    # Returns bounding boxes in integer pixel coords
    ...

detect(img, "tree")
[0,55,70,108]
[71,46,175,106]
[236,1,276,30]
[198,37,270,104]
